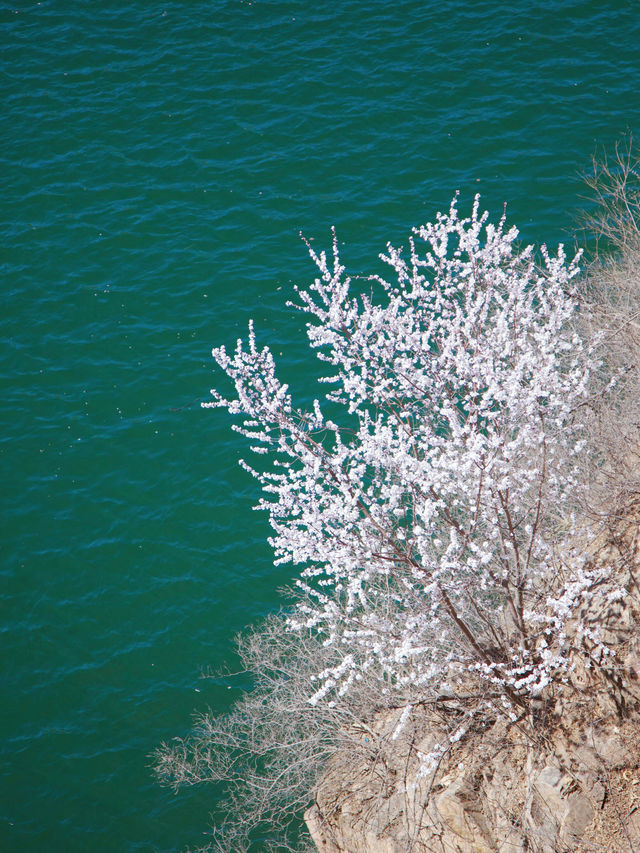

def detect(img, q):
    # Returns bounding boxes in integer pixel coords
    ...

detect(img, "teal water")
[2,1,639,850]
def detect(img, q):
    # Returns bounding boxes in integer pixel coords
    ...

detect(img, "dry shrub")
[576,134,640,518]
[154,610,415,852]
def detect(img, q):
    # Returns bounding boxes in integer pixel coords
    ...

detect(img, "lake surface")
[2,1,639,850]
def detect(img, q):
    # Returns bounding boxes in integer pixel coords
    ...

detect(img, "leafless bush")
[575,135,640,518]
[582,134,640,259]
[154,607,420,852]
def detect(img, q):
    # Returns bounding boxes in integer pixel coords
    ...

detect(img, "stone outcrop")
[305,510,640,852]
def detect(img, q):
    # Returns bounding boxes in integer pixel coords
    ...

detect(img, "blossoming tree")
[206,195,596,714]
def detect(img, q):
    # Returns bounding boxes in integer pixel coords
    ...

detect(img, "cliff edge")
[306,506,640,853]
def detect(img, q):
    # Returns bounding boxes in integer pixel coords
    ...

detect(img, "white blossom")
[206,195,600,708]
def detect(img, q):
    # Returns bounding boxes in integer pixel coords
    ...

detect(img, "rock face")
[305,512,640,852]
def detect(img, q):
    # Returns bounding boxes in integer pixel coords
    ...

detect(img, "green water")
[2,1,639,850]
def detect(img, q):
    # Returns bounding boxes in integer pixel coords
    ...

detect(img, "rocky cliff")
[306,508,640,853]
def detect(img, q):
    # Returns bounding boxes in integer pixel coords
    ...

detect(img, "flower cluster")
[206,195,595,708]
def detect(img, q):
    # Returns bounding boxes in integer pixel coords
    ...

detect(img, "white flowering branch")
[205,194,597,710]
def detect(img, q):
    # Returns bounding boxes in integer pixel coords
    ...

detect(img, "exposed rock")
[306,511,640,852]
